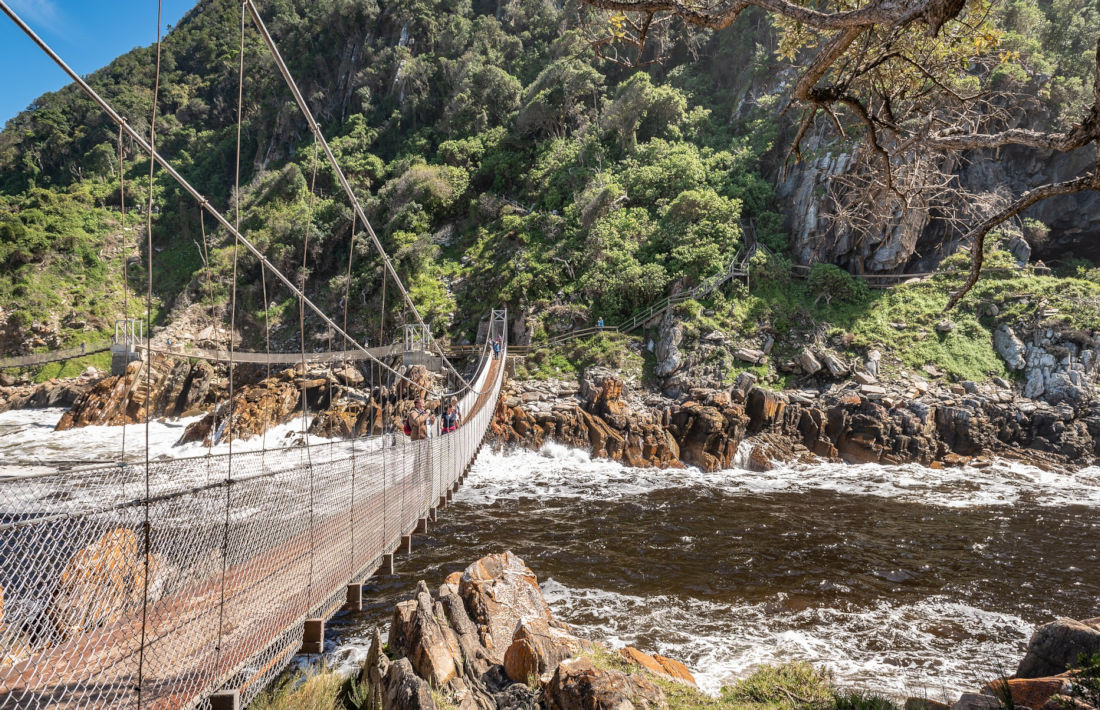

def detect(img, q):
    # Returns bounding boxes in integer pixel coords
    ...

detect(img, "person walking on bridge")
[405,397,435,441]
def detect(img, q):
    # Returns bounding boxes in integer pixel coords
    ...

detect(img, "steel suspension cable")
[216,0,247,678]
[242,0,474,393]
[342,211,358,571]
[137,0,164,704]
[300,140,320,613]
[118,125,129,464]
[0,0,448,397]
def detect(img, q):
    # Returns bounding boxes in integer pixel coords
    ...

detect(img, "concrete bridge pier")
[210,690,239,710]
[383,553,395,574]
[300,618,324,654]
[400,534,412,554]
[415,517,428,533]
[344,584,363,612]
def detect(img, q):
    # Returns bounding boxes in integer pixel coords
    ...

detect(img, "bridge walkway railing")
[0,346,505,710]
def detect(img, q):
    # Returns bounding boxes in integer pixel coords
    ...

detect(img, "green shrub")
[807,263,869,306]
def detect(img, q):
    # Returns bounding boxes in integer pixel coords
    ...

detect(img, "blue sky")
[0,0,196,126]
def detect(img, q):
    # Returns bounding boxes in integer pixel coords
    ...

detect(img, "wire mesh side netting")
[0,351,503,710]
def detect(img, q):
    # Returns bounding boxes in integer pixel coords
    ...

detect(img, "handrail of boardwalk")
[0,345,506,710]
[0,340,111,369]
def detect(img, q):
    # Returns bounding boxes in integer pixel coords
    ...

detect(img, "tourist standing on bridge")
[492,335,502,359]
[441,401,459,434]
[405,397,435,440]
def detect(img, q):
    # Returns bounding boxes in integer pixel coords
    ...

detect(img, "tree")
[577,0,1100,307]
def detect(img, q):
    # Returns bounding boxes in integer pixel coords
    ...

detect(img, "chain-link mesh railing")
[0,348,504,710]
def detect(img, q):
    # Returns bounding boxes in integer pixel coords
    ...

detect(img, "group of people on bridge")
[404,396,462,440]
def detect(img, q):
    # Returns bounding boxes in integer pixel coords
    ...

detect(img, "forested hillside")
[0,0,1097,362]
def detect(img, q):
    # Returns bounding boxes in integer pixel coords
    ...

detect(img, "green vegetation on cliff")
[0,0,1097,384]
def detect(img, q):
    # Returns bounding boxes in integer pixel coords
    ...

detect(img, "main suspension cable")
[137,0,164,703]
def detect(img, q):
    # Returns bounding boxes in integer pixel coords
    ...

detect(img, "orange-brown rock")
[544,657,668,710]
[653,655,695,685]
[57,356,217,431]
[504,616,591,684]
[48,528,162,639]
[746,387,786,431]
[619,646,667,677]
[983,676,1069,710]
[178,370,301,445]
[618,647,696,686]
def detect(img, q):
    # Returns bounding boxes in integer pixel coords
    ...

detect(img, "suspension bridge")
[0,1,510,708]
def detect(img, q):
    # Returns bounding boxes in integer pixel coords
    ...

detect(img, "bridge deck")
[0,356,502,710]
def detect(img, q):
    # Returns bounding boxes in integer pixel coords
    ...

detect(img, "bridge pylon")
[111,318,144,375]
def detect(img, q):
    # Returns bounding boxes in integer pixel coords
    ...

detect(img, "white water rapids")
[2,407,1098,700]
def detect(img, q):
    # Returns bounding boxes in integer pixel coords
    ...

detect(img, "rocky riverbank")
[4,319,1098,471]
[490,363,1100,472]
[258,551,1100,710]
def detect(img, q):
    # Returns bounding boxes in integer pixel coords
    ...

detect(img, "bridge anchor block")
[383,553,395,574]
[416,517,428,533]
[401,535,412,553]
[301,618,324,655]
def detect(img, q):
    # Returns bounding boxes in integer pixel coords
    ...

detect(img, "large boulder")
[459,552,558,664]
[48,528,163,639]
[544,657,668,710]
[994,325,1028,371]
[503,617,591,684]
[1017,617,1100,678]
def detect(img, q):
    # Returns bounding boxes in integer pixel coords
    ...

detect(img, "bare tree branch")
[945,171,1100,309]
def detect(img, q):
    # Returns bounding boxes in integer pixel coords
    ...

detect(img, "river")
[2,408,1098,700]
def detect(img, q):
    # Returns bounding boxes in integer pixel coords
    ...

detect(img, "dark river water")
[2,409,1096,699]
[318,443,1100,699]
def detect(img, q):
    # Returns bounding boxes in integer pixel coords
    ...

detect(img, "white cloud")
[7,0,67,35]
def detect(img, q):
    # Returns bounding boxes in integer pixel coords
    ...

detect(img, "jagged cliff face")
[775,140,1100,273]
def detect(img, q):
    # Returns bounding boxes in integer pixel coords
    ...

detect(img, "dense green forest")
[0,0,1097,370]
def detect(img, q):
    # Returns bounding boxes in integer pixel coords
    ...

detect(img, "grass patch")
[250,666,348,710]
[32,350,112,383]
[525,332,644,381]
[724,662,835,708]
[585,647,839,710]
[688,246,1100,384]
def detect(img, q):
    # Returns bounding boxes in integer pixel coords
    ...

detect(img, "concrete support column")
[301,618,324,655]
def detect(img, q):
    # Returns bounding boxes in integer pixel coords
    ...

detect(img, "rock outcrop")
[0,369,99,414]
[373,552,692,710]
[1016,617,1100,679]
[47,528,165,640]
[56,356,217,431]
[492,368,1100,470]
